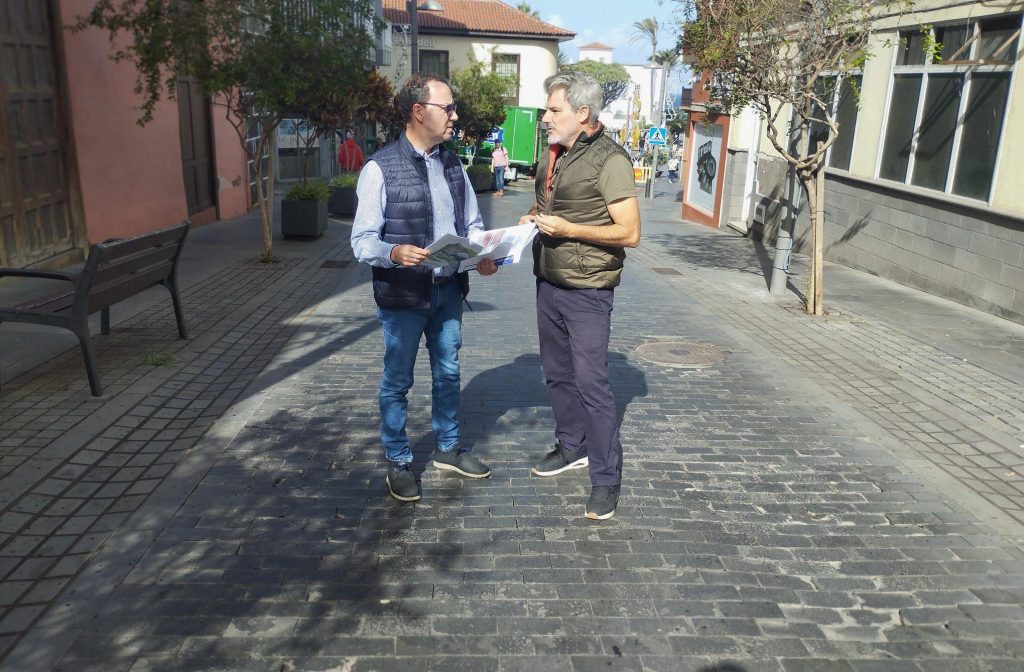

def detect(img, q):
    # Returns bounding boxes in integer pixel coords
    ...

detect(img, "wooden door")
[177,76,216,217]
[0,0,76,268]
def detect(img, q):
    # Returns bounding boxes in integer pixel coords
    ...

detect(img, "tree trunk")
[813,168,825,316]
[800,170,825,316]
[800,174,816,315]
[254,129,275,260]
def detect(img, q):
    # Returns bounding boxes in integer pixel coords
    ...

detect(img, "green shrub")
[330,172,359,188]
[285,179,329,201]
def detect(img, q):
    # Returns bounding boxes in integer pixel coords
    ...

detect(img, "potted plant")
[281,179,329,239]
[466,164,494,193]
[328,172,359,216]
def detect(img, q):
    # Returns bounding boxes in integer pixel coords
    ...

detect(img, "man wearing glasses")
[352,73,498,502]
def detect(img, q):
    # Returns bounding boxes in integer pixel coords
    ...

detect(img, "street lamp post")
[408,0,443,75]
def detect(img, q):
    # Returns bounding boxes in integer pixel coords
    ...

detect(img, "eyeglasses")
[421,102,457,116]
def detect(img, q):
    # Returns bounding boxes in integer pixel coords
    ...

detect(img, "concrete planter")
[281,198,327,239]
[328,186,357,216]
[468,170,493,193]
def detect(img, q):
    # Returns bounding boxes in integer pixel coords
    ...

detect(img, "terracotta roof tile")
[382,0,574,40]
[579,42,612,50]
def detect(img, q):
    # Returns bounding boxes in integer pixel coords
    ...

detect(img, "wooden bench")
[0,221,190,396]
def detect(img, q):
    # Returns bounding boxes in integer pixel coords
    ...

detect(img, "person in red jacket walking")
[338,130,365,172]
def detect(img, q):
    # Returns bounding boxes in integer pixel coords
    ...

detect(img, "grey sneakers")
[386,463,421,502]
[531,442,589,477]
[432,447,492,478]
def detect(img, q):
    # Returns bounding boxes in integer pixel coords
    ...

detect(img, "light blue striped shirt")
[351,142,484,277]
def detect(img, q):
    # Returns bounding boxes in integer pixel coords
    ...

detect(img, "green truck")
[495,106,546,175]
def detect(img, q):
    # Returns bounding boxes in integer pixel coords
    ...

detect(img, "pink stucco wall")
[59,0,188,242]
[211,103,251,220]
[57,1,249,242]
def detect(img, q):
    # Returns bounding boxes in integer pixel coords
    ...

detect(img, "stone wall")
[819,173,1024,323]
[741,161,1024,324]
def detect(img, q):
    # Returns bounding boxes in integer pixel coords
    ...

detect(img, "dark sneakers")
[531,442,589,477]
[386,463,421,502]
[585,485,620,520]
[433,447,492,478]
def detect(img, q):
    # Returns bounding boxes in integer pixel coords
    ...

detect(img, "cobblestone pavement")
[0,218,357,659]
[3,182,1024,671]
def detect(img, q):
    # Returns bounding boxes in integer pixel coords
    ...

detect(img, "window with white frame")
[493,53,520,105]
[878,15,1020,201]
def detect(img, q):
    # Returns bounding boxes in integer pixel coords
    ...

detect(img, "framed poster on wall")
[686,121,722,215]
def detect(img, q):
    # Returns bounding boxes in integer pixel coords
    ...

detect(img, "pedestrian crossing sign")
[646,126,668,146]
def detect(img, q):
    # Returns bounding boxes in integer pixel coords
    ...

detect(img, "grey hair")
[543,71,603,124]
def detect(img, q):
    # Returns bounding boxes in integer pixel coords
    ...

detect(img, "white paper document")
[420,223,538,273]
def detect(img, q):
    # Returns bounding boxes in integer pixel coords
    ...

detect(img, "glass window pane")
[829,76,861,170]
[420,50,448,79]
[493,54,519,102]
[899,30,926,65]
[808,77,835,157]
[911,74,962,190]
[953,72,1011,200]
[979,15,1020,62]
[880,74,922,182]
[936,24,970,61]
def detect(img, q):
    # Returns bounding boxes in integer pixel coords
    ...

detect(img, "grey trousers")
[536,279,622,486]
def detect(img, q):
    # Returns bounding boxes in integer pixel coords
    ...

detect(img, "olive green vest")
[533,126,630,289]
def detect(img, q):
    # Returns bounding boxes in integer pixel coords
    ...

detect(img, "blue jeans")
[494,166,505,192]
[377,279,463,464]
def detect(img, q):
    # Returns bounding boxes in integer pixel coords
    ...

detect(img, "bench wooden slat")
[13,290,76,314]
[90,243,181,289]
[86,261,175,314]
[96,223,189,261]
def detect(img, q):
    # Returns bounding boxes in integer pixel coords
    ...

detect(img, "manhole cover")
[634,340,726,368]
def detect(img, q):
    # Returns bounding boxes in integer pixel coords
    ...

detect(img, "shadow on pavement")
[460,352,649,455]
[647,231,774,282]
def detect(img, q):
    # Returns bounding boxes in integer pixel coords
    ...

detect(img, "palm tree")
[653,48,678,69]
[631,18,660,122]
[630,17,659,60]
[556,48,569,69]
[516,2,540,18]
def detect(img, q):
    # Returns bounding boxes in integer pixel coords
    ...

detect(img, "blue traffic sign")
[646,126,668,146]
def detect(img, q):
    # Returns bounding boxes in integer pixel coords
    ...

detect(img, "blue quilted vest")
[369,133,470,309]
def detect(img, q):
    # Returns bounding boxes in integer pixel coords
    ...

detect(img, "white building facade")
[718,1,1024,324]
[577,43,667,138]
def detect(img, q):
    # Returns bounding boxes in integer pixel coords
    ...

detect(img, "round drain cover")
[634,341,725,368]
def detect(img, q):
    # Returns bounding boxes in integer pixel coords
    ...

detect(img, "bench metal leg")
[74,328,103,396]
[162,278,188,339]
[100,308,110,335]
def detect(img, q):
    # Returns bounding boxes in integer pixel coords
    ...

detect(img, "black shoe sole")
[386,475,421,501]
[433,460,492,479]
[531,455,588,477]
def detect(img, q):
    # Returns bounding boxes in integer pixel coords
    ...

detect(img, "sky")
[519,0,693,94]
[523,0,686,66]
